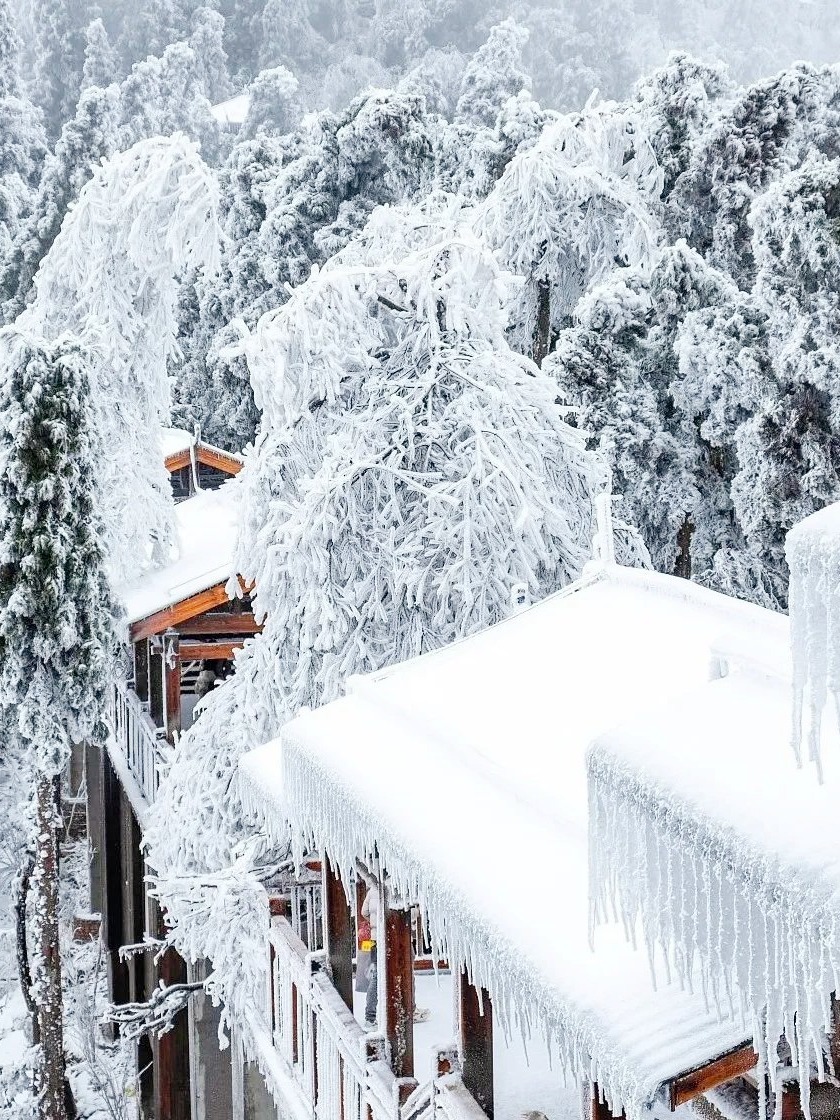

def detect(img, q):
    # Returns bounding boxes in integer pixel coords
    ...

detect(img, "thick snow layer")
[118,479,241,625]
[161,426,196,460]
[211,93,250,125]
[786,501,840,778]
[239,564,787,1119]
[588,670,840,1118]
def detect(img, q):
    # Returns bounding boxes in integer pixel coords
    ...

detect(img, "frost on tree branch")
[12,134,221,584]
[145,197,617,1053]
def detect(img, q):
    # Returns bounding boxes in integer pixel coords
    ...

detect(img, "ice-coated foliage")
[15,135,220,583]
[147,198,611,1033]
[475,102,662,360]
[0,329,118,776]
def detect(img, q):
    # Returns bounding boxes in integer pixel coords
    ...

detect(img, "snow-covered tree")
[15,135,221,583]
[454,19,530,130]
[0,328,118,1120]
[240,65,299,139]
[173,88,436,449]
[475,102,662,363]
[147,199,613,1026]
[31,0,96,135]
[80,18,119,91]
[0,84,121,322]
[0,0,23,100]
[189,6,233,104]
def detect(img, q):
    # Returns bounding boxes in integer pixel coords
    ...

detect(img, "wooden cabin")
[162,427,244,502]
[85,477,260,1120]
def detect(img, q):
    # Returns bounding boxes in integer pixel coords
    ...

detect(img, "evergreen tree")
[454,18,530,130]
[0,84,121,322]
[241,65,299,139]
[0,0,23,99]
[0,328,118,1120]
[31,0,96,135]
[189,5,233,103]
[81,18,119,90]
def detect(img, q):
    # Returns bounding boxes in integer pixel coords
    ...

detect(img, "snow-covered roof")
[118,480,240,625]
[161,426,196,461]
[586,510,840,1116]
[211,93,250,126]
[240,563,787,1118]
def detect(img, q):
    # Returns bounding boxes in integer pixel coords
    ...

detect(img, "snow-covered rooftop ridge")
[211,92,250,125]
[239,563,788,1119]
[786,500,840,779]
[117,478,241,625]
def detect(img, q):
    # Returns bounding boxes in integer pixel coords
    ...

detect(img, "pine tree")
[454,18,530,129]
[0,0,23,99]
[0,84,121,322]
[189,6,233,104]
[241,65,299,139]
[31,0,96,135]
[81,18,119,90]
[0,329,118,1120]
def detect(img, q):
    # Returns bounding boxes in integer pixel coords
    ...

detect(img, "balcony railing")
[108,680,165,804]
[265,915,484,1120]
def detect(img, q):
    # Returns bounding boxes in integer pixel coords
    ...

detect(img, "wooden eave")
[164,443,244,477]
[129,577,254,643]
[667,1043,757,1110]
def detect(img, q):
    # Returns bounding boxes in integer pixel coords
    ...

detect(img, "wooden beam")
[179,640,245,662]
[163,631,180,743]
[669,1044,757,1109]
[101,748,129,1009]
[130,582,232,642]
[149,640,165,730]
[323,860,354,1012]
[175,613,261,637]
[385,904,414,1079]
[196,445,243,476]
[459,970,494,1120]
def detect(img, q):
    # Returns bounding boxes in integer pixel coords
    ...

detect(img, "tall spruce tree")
[0,328,118,1120]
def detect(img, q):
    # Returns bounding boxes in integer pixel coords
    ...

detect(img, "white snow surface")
[239,563,789,1119]
[786,500,840,779]
[161,426,196,460]
[211,93,250,124]
[117,478,241,625]
[588,667,840,1119]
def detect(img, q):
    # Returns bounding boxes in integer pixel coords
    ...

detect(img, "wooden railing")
[108,680,165,804]
[266,916,483,1120]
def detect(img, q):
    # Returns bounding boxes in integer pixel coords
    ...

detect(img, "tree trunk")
[14,849,39,1045]
[532,274,551,367]
[33,772,67,1120]
[674,514,694,581]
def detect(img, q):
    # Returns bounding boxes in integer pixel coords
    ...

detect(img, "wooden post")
[385,903,414,1079]
[151,896,192,1120]
[459,970,493,1120]
[149,638,165,729]
[323,860,354,1011]
[101,746,129,1009]
[134,638,150,703]
[591,1085,612,1120]
[163,629,181,743]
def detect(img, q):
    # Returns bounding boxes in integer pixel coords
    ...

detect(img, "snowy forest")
[3,0,840,1119]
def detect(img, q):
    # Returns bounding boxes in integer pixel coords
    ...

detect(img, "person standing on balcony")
[362,884,379,1030]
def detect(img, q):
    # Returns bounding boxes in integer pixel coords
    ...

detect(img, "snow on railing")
[266,916,485,1120]
[108,680,165,804]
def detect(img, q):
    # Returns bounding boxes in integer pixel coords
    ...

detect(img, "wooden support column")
[591,1086,612,1120]
[134,638,150,703]
[385,902,414,1079]
[163,629,181,743]
[323,860,354,1011]
[459,970,494,1120]
[101,746,129,1008]
[152,896,192,1120]
[149,638,165,729]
